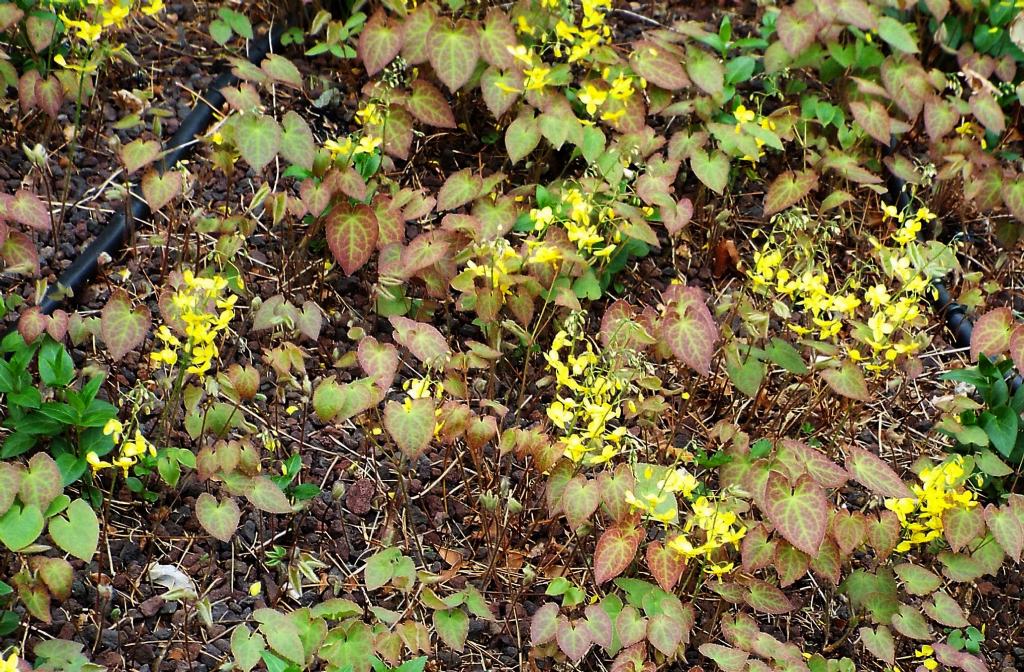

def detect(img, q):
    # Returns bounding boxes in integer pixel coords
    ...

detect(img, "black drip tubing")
[33,27,282,316]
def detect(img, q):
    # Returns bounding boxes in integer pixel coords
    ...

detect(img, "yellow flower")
[734,104,756,132]
[87,451,113,472]
[61,13,103,42]
[142,0,165,16]
[354,135,382,155]
[54,53,98,73]
[103,418,124,442]
[578,84,607,115]
[249,581,262,596]
[1,650,19,672]
[523,65,552,91]
[704,562,735,579]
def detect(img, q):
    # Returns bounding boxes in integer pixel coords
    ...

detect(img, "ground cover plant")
[2,0,1024,670]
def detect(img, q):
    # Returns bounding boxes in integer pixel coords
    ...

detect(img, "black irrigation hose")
[33,27,283,316]
[883,143,1023,391]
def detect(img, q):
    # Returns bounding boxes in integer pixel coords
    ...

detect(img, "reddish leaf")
[556,617,593,663]
[100,290,151,362]
[326,204,378,276]
[629,40,688,90]
[141,170,182,212]
[971,307,1014,361]
[845,447,913,499]
[984,503,1024,562]
[942,506,985,552]
[646,541,686,591]
[762,472,828,556]
[830,510,867,555]
[530,603,559,645]
[390,316,451,366]
[358,11,403,76]
[594,524,643,584]
[404,79,456,129]
[1,231,40,275]
[478,9,515,70]
[821,362,870,401]
[743,580,794,614]
[660,287,717,375]
[437,169,482,211]
[764,170,818,216]
[428,20,479,92]
[8,189,49,231]
[562,475,600,530]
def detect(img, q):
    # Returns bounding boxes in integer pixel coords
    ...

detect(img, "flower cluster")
[746,206,944,372]
[325,101,384,161]
[668,495,747,578]
[884,456,979,553]
[544,329,631,465]
[733,102,776,164]
[59,0,163,44]
[624,466,698,523]
[87,418,156,477]
[515,0,613,65]
[150,270,237,378]
[529,186,625,260]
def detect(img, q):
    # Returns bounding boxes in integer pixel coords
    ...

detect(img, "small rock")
[138,595,164,617]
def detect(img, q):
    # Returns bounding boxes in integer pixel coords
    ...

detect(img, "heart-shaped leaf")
[390,316,451,366]
[384,398,435,460]
[890,604,931,640]
[646,540,686,591]
[357,337,399,391]
[850,100,892,145]
[478,9,515,69]
[858,625,895,665]
[359,11,403,76]
[699,643,749,672]
[428,20,479,92]
[19,453,61,510]
[0,503,45,551]
[647,612,683,657]
[971,308,1014,361]
[923,590,969,627]
[562,476,600,529]
[141,170,182,211]
[261,53,302,89]
[821,362,871,401]
[326,204,379,276]
[942,505,985,552]
[246,476,293,514]
[764,170,818,216]
[615,606,647,647]
[690,149,729,194]
[36,557,73,600]
[279,110,316,170]
[685,46,724,95]
[0,231,39,275]
[630,40,688,90]
[433,608,469,652]
[405,79,456,129]
[556,616,593,663]
[894,563,942,596]
[845,447,913,499]
[48,498,99,561]
[101,289,151,361]
[985,503,1024,562]
[195,492,241,542]
[763,472,828,555]
[8,189,49,230]
[120,139,162,174]
[437,169,483,212]
[593,524,643,584]
[530,602,559,645]
[661,287,717,375]
[744,579,794,614]
[235,113,282,173]
[0,463,20,516]
[505,111,541,165]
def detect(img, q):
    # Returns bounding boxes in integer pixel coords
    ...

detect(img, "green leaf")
[562,475,601,530]
[690,149,729,194]
[505,111,541,165]
[365,547,402,591]
[725,344,763,397]
[437,169,482,211]
[209,19,232,45]
[246,476,293,514]
[858,625,895,666]
[261,54,303,89]
[12,568,49,622]
[1003,177,1024,224]
[763,472,828,555]
[0,503,45,551]
[980,406,1018,458]
[384,398,435,460]
[699,643,749,672]
[942,505,985,552]
[141,170,182,211]
[195,493,241,542]
[660,287,718,375]
[280,111,315,171]
[47,498,99,561]
[119,139,161,174]
[326,204,379,276]
[478,9,516,69]
[405,79,456,128]
[254,608,305,664]
[844,447,913,499]
[36,557,72,600]
[100,289,151,362]
[235,113,282,173]
[428,20,479,92]
[895,563,942,595]
[231,625,267,672]
[821,362,870,402]
[358,11,403,76]
[891,604,931,640]
[764,170,818,216]
[19,452,61,510]
[877,16,919,53]
[593,524,643,584]
[685,46,724,95]
[433,608,469,652]
[924,590,969,628]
